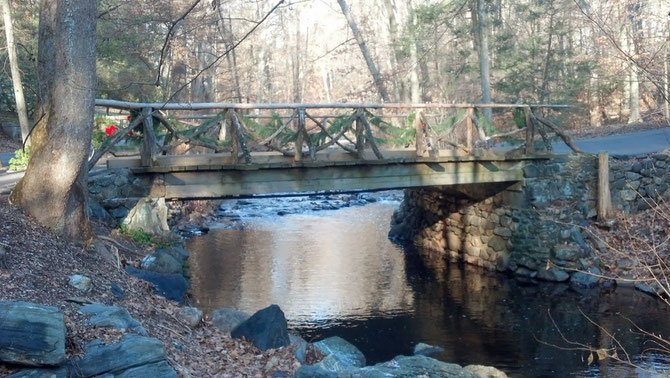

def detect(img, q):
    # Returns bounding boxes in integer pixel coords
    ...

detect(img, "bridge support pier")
[390,156,600,282]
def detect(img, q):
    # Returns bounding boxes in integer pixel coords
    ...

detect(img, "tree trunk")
[0,0,30,144]
[337,0,391,102]
[627,12,642,124]
[538,9,556,104]
[381,0,404,102]
[408,0,420,103]
[663,20,670,120]
[589,72,601,127]
[10,0,97,241]
[476,0,492,123]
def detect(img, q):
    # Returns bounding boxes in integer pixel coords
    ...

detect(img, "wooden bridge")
[93,100,575,199]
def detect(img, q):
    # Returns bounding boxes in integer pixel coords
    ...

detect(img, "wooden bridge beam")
[128,158,528,199]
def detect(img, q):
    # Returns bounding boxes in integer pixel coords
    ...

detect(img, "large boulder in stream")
[0,301,66,367]
[230,304,290,350]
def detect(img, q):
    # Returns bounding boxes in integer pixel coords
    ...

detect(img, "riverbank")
[0,196,301,376]
[0,195,512,377]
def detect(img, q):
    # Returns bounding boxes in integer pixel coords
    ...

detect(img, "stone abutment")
[389,151,670,284]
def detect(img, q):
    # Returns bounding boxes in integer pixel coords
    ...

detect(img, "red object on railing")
[105,125,116,136]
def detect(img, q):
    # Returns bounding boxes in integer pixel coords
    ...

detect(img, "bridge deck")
[107,149,551,199]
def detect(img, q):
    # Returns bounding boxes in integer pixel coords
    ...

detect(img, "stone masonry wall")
[390,150,670,284]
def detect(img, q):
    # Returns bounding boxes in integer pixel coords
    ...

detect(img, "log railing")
[89,100,575,170]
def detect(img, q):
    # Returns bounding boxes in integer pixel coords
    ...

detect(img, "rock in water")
[125,266,189,304]
[413,342,445,357]
[140,249,184,274]
[231,304,290,350]
[344,355,480,377]
[0,301,66,366]
[464,364,509,377]
[68,334,176,377]
[211,308,250,333]
[312,336,366,372]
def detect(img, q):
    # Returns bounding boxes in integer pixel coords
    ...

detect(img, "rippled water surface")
[187,198,670,377]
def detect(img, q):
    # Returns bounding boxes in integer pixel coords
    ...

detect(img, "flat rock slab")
[6,367,68,378]
[125,266,188,304]
[68,334,176,377]
[211,308,250,334]
[313,336,366,370]
[79,303,147,335]
[343,355,480,378]
[231,304,290,351]
[0,301,66,367]
[140,249,183,275]
[113,360,177,378]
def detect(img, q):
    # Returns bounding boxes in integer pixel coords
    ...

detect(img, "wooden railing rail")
[89,100,575,170]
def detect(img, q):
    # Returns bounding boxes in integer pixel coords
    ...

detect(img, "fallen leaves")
[0,196,301,377]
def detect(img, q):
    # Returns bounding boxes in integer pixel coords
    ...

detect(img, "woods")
[0,0,668,239]
[0,0,667,125]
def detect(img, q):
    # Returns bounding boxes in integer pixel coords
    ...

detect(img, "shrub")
[8,146,30,172]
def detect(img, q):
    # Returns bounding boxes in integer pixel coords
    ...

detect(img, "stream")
[186,194,670,377]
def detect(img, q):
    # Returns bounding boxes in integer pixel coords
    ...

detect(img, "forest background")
[0,0,669,131]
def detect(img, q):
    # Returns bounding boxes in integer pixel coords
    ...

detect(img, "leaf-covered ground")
[0,197,300,377]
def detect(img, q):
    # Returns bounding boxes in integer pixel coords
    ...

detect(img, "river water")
[186,195,670,377]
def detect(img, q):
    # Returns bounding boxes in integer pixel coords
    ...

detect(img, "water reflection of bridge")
[94,100,571,198]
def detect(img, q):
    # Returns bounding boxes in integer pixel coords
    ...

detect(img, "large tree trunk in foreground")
[337,0,391,102]
[10,0,97,241]
[0,0,31,144]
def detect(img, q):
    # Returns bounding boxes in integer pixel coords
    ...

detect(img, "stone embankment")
[1,299,507,377]
[390,151,670,290]
[0,301,178,377]
[210,304,508,378]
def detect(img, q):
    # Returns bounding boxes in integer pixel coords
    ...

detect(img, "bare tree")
[1,0,30,144]
[475,0,492,123]
[10,0,97,241]
[337,0,391,102]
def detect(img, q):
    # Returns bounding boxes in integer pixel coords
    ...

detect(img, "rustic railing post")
[466,107,474,152]
[140,107,158,167]
[414,109,426,157]
[355,109,365,158]
[524,106,535,154]
[294,108,305,162]
[598,151,612,221]
[228,109,239,164]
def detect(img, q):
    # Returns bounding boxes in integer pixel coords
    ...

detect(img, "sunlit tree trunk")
[628,8,642,123]
[476,0,492,123]
[381,0,404,102]
[337,0,391,102]
[663,20,670,120]
[10,0,97,241]
[408,0,420,103]
[0,0,30,144]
